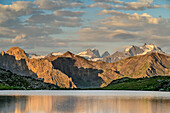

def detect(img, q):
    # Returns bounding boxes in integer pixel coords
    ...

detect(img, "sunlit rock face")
[5,47,28,60]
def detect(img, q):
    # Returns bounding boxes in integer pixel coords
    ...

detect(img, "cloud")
[0,1,39,24]
[78,9,170,50]
[92,0,124,4]
[122,0,160,10]
[15,26,63,37]
[90,0,160,10]
[52,20,82,27]
[88,2,114,9]
[0,0,85,51]
[27,14,83,27]
[0,27,17,38]
[11,34,27,43]
[78,27,137,42]
[33,0,84,10]
[0,0,169,54]
[99,10,160,26]
[164,5,170,9]
[53,10,85,17]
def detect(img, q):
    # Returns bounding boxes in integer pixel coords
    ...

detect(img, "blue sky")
[0,0,170,55]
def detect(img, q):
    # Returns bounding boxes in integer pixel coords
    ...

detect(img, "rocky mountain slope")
[113,52,170,78]
[0,47,169,88]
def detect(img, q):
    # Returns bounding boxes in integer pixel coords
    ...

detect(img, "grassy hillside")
[104,76,170,91]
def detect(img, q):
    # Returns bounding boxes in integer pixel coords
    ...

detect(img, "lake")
[0,90,170,113]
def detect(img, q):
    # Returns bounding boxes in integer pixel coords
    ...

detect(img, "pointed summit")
[124,45,144,56]
[142,43,147,47]
[63,51,75,58]
[6,47,28,60]
[92,49,100,58]
[101,51,110,58]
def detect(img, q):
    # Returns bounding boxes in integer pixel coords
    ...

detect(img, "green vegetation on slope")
[0,68,59,90]
[0,84,24,90]
[104,76,170,91]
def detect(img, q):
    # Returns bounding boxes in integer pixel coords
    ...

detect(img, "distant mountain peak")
[101,51,110,58]
[92,49,100,58]
[124,45,144,56]
[77,48,99,59]
[140,43,163,55]
[123,43,164,56]
[63,51,75,57]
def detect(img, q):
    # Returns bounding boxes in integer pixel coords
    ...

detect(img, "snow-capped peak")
[77,49,100,60]
[125,46,133,52]
[77,51,88,55]
[140,43,163,55]
[123,43,164,56]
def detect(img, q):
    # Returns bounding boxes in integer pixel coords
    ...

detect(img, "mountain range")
[77,43,166,63]
[26,43,165,63]
[0,44,169,88]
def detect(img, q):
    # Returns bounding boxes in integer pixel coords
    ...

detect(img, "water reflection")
[0,92,170,113]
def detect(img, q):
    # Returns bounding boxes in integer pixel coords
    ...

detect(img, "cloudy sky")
[0,0,170,55]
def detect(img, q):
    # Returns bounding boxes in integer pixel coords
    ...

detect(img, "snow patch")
[52,52,63,56]
[30,55,45,59]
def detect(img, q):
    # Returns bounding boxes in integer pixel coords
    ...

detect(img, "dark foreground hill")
[0,68,58,90]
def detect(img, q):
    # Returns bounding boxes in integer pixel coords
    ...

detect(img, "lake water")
[0,90,170,113]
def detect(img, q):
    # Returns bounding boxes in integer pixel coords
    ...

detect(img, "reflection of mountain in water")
[0,95,170,113]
